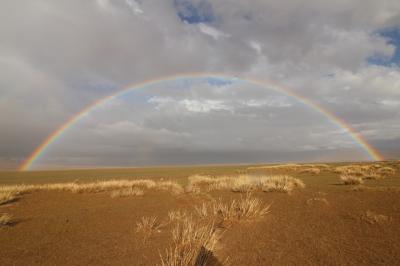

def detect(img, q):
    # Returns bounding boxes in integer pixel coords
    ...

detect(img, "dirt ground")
[1,161,400,265]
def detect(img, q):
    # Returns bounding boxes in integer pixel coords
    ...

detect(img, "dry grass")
[0,191,18,205]
[187,174,305,194]
[334,164,396,180]
[247,163,301,171]
[298,167,321,175]
[155,181,184,195]
[110,187,144,198]
[213,194,270,224]
[168,210,189,223]
[362,211,391,225]
[340,174,364,185]
[160,217,220,266]
[0,179,183,198]
[195,194,270,227]
[260,175,305,193]
[136,216,164,241]
[0,213,13,226]
[376,167,396,177]
[306,197,329,206]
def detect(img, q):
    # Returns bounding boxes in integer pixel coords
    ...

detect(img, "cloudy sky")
[1,0,400,169]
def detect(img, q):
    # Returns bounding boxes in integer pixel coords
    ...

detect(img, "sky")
[1,0,400,170]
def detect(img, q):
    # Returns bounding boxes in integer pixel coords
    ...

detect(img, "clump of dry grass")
[0,179,184,198]
[0,192,18,205]
[376,167,396,177]
[213,194,270,224]
[110,187,144,198]
[168,210,188,223]
[160,217,220,266]
[306,197,329,206]
[298,167,321,175]
[136,216,164,241]
[247,163,301,171]
[340,174,363,185]
[260,175,305,193]
[334,164,396,181]
[0,213,13,226]
[195,194,270,227]
[155,181,184,195]
[362,210,391,225]
[187,174,305,194]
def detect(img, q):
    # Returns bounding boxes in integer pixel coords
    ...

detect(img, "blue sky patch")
[174,0,214,24]
[369,26,400,66]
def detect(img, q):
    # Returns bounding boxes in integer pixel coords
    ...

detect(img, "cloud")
[0,0,400,168]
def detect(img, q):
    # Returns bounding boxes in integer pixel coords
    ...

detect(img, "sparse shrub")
[260,175,305,193]
[195,194,270,226]
[340,174,363,185]
[136,216,163,241]
[168,210,188,223]
[0,213,13,226]
[362,210,391,225]
[110,187,144,198]
[155,181,184,195]
[187,174,305,194]
[160,217,220,266]
[0,192,18,205]
[298,167,321,175]
[377,167,396,177]
[306,197,329,206]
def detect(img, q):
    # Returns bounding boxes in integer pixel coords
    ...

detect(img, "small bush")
[0,213,13,226]
[160,217,220,266]
[0,192,18,205]
[110,187,144,198]
[260,175,305,193]
[136,216,164,241]
[340,174,363,185]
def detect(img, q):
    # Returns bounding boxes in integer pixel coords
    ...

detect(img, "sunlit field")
[1,161,399,265]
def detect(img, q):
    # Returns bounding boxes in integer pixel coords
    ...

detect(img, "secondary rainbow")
[19,73,384,171]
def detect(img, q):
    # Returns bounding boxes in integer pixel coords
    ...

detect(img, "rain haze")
[1,0,400,170]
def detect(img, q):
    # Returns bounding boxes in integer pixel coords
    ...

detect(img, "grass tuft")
[110,187,144,198]
[340,174,363,185]
[0,213,13,226]
[160,217,220,266]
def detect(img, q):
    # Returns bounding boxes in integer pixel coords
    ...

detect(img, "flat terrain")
[1,161,400,265]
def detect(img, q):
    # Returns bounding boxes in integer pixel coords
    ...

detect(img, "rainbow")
[19,73,383,171]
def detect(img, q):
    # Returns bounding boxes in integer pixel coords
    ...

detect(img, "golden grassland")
[0,160,399,265]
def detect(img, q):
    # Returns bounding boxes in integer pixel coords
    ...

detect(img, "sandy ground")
[1,162,400,265]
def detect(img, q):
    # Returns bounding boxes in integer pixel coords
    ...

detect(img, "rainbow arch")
[19,73,383,171]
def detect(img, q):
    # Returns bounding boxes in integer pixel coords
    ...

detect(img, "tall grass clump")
[260,175,305,193]
[0,213,13,226]
[0,192,18,205]
[110,187,144,198]
[187,174,305,193]
[160,217,220,266]
[340,174,363,185]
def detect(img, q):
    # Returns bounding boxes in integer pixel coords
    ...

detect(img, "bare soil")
[1,162,400,265]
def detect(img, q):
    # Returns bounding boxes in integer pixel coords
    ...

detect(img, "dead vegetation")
[111,187,144,198]
[160,217,220,266]
[0,213,13,226]
[187,174,305,193]
[362,211,391,225]
[0,179,183,198]
[335,165,396,180]
[340,174,364,185]
[0,191,18,205]
[260,175,305,192]
[136,216,164,241]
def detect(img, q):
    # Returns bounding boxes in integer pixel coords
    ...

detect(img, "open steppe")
[1,161,400,265]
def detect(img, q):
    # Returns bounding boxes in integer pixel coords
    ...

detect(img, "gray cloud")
[0,0,399,169]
